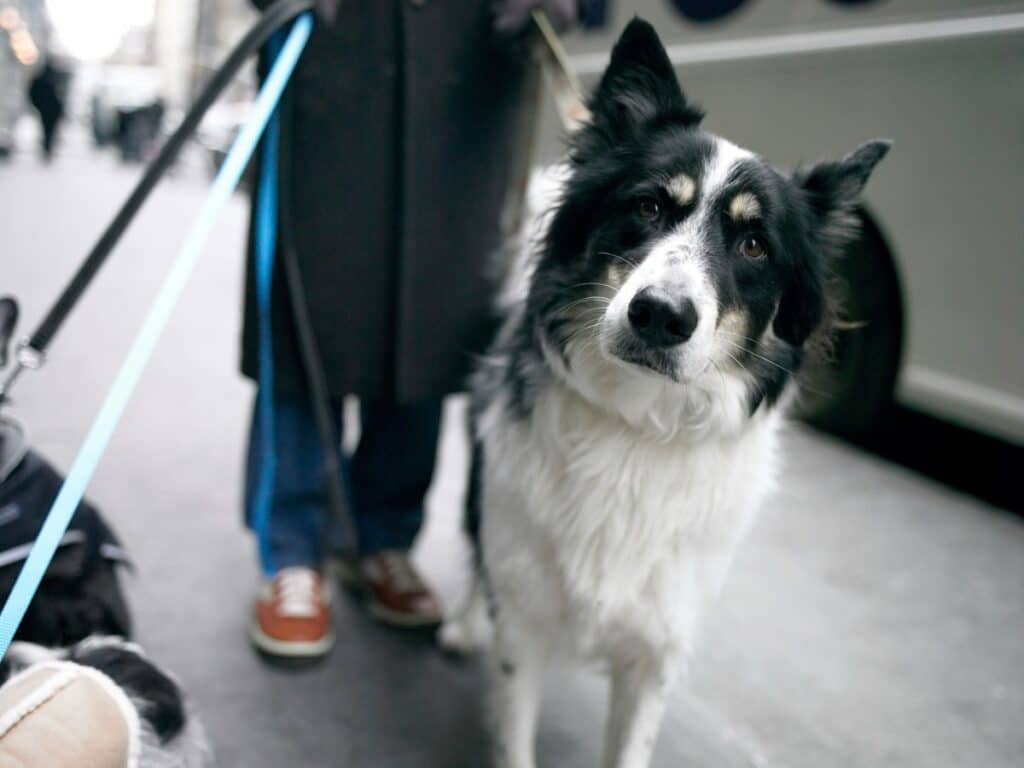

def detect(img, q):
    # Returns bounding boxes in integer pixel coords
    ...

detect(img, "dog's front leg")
[602,657,679,768]
[492,618,546,768]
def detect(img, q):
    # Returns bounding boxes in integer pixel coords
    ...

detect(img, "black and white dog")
[440,18,889,768]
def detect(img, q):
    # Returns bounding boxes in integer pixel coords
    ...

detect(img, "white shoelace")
[276,568,320,618]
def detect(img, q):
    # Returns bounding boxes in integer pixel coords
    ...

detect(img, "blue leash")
[252,31,285,578]
[0,13,314,661]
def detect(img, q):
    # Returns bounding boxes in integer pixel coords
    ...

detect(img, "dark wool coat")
[242,0,541,401]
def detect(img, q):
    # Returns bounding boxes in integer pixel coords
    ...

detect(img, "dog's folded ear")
[774,140,891,347]
[583,18,702,148]
[794,140,891,251]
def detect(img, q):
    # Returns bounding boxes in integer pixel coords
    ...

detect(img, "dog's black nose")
[627,291,699,347]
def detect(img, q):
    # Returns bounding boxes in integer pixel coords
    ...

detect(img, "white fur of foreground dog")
[442,175,778,768]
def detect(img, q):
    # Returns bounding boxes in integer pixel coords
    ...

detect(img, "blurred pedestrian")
[243,0,584,659]
[27,58,68,161]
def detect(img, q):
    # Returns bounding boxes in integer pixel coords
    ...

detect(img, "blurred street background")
[1,1,1023,766]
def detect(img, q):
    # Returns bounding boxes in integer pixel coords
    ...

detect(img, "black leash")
[275,80,360,563]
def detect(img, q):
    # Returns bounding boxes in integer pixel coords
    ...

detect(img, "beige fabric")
[0,661,135,768]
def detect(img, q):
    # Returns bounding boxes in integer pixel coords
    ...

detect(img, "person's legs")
[349,399,442,554]
[40,113,55,159]
[245,389,344,574]
[345,399,444,627]
[246,388,342,657]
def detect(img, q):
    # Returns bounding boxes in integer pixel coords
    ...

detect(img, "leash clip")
[14,340,45,371]
[0,341,44,410]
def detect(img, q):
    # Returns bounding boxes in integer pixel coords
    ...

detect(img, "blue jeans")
[245,390,442,576]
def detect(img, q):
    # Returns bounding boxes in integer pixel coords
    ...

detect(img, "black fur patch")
[67,642,186,743]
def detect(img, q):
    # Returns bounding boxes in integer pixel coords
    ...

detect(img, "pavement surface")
[2,138,1023,767]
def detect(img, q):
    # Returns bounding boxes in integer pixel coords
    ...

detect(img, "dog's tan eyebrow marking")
[728,192,761,221]
[665,174,696,207]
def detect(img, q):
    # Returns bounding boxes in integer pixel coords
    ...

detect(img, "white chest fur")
[480,379,779,662]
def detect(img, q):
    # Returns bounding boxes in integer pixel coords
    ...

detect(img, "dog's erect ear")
[795,140,891,249]
[774,140,891,346]
[587,18,702,141]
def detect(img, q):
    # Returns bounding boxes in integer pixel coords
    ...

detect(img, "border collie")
[440,17,888,768]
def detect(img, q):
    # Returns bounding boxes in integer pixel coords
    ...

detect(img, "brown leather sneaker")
[251,567,334,658]
[341,551,442,628]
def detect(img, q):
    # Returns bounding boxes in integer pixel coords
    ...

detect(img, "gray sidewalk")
[2,146,1022,767]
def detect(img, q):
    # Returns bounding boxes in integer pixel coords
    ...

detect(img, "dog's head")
[528,19,889,434]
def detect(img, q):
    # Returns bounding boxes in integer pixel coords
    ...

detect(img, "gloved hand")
[493,0,585,36]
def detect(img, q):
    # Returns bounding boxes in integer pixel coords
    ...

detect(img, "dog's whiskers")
[719,350,768,402]
[570,281,620,294]
[598,251,639,270]
[718,337,796,376]
[716,330,762,345]
[555,296,612,316]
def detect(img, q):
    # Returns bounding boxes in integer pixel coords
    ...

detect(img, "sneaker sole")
[249,623,335,658]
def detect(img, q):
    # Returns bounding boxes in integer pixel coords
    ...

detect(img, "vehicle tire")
[796,208,904,440]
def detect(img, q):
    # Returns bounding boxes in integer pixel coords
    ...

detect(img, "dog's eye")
[636,197,660,221]
[739,236,767,261]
